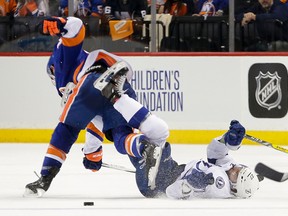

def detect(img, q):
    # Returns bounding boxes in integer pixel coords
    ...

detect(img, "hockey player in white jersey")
[131,120,263,199]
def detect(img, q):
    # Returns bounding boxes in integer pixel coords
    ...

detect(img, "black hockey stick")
[102,162,135,173]
[255,162,288,182]
[245,134,288,155]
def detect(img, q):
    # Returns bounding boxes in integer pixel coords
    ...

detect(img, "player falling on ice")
[130,120,263,199]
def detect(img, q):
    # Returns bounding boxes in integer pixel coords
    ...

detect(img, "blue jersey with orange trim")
[41,16,139,178]
[51,16,133,97]
[50,16,136,133]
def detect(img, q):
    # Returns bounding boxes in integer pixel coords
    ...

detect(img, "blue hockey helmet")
[47,55,56,86]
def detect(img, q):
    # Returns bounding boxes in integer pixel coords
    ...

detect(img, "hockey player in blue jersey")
[130,120,263,199]
[24,16,168,197]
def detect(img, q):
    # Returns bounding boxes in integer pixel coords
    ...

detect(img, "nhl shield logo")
[249,63,288,118]
[255,71,281,110]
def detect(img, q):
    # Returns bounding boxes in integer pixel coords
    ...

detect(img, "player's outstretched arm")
[38,16,85,40]
[207,120,245,168]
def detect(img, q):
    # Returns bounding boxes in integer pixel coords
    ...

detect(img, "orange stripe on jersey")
[62,25,85,47]
[125,133,136,156]
[96,52,117,67]
[87,122,104,140]
[47,144,66,161]
[73,61,85,83]
[59,74,88,123]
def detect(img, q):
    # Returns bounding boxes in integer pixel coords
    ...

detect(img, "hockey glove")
[83,147,103,172]
[224,120,246,150]
[40,17,67,36]
[184,169,214,190]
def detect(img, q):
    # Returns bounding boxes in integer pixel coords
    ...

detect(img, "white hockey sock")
[114,94,143,122]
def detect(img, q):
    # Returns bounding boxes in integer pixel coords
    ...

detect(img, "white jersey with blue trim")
[166,137,240,199]
[166,160,233,199]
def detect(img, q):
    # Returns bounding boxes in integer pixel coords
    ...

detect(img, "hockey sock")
[41,144,66,176]
[124,133,146,158]
[114,94,150,128]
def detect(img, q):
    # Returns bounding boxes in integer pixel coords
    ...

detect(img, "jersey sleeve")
[166,179,193,199]
[61,16,85,45]
[53,16,86,92]
[82,119,105,154]
[206,136,238,171]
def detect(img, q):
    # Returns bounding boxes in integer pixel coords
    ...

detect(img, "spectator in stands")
[236,0,288,26]
[236,0,288,50]
[90,0,103,17]
[235,0,258,14]
[0,0,16,46]
[161,0,195,16]
[103,0,147,21]
[147,0,165,14]
[14,0,45,16]
[59,0,103,17]
[193,0,228,17]
[0,0,17,16]
[100,0,148,44]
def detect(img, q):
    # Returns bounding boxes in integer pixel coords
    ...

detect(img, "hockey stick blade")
[255,162,288,182]
[245,134,288,155]
[102,162,135,173]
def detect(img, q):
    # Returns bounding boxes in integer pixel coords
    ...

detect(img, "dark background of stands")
[1,16,288,52]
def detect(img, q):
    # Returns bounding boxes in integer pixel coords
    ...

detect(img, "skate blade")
[93,68,115,91]
[148,146,163,190]
[93,61,128,91]
[23,188,45,198]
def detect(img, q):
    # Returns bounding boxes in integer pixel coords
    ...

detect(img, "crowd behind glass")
[0,0,288,52]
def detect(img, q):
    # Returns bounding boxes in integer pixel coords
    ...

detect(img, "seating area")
[0,16,288,52]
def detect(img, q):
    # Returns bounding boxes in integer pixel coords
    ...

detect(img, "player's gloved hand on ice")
[83,147,103,172]
[39,17,67,36]
[184,169,214,190]
[224,120,245,151]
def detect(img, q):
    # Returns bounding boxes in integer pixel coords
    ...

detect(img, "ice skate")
[142,141,163,190]
[23,167,59,198]
[93,61,129,103]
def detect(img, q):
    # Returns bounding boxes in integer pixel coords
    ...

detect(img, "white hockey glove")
[61,82,76,107]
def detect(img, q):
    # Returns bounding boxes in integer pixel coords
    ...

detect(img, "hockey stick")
[102,162,135,173]
[255,162,288,182]
[244,134,288,155]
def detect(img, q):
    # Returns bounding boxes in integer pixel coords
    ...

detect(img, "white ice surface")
[0,143,288,216]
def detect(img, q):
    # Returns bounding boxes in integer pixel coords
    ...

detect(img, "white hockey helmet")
[232,167,260,198]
